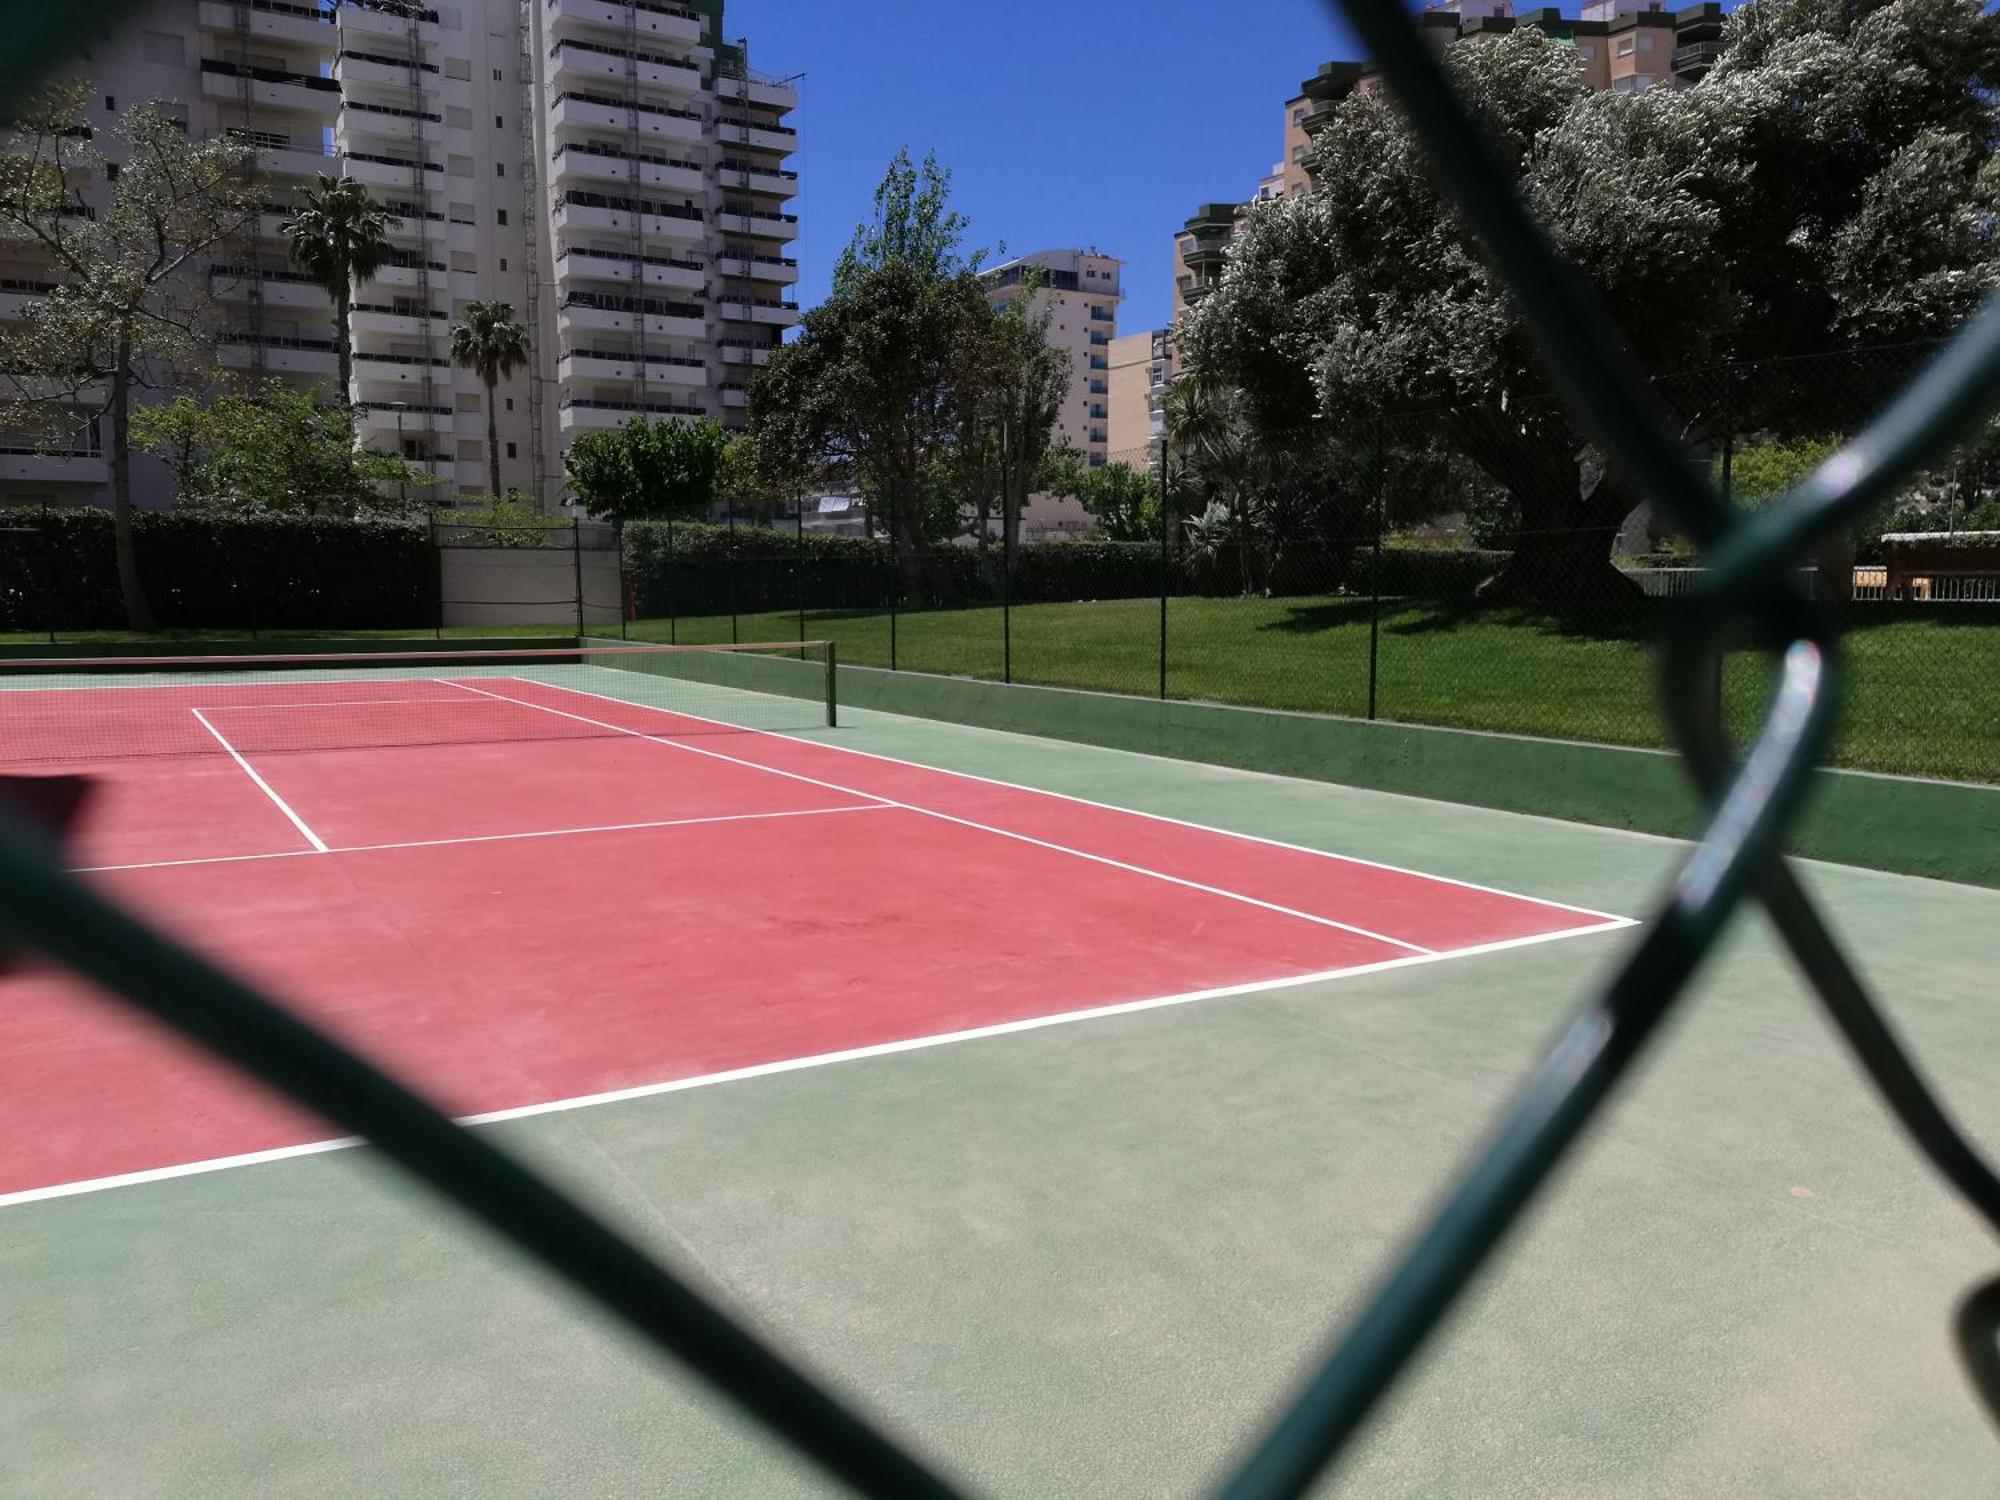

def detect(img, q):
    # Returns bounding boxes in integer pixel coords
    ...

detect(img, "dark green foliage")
[0,510,431,632]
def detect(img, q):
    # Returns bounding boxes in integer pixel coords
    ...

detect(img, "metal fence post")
[666,515,678,645]
[1716,362,1735,726]
[727,501,739,645]
[889,489,899,672]
[571,518,585,639]
[1002,491,1013,685]
[796,490,806,644]
[1158,441,1170,700]
[1368,417,1384,721]
[41,502,56,644]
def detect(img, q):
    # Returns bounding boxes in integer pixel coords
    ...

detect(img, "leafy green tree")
[283,174,398,404]
[565,414,732,525]
[131,386,432,515]
[747,262,994,573]
[831,147,984,299]
[448,300,529,504]
[0,83,264,627]
[1069,461,1159,542]
[1183,1,2000,606]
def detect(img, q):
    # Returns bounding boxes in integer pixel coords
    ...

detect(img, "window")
[104,95,115,112]
[500,258,507,272]
[105,163,118,182]
[506,398,514,412]
[450,251,478,272]
[496,209,508,226]
[493,68,503,82]
[506,443,517,459]
[1292,107,1305,125]
[1638,34,1654,52]
[448,154,474,177]
[495,115,504,129]
[1617,37,1634,55]
[496,163,505,178]
[449,202,475,225]
[455,393,482,413]
[458,439,484,461]
[447,106,473,129]
[445,58,472,81]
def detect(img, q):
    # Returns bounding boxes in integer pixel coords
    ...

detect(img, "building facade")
[0,0,800,511]
[1104,327,1171,473]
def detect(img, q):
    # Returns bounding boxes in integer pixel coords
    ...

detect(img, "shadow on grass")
[1264,595,1660,643]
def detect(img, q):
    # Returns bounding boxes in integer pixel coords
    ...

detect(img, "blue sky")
[723,0,1356,333]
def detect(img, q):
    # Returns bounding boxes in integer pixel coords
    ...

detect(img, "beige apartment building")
[980,248,1121,539]
[1105,327,1171,473]
[1169,0,1721,327]
[0,0,799,511]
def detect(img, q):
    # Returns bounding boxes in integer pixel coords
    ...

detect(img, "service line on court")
[71,801,892,875]
[0,916,1632,1211]
[439,678,1440,956]
[189,708,329,854]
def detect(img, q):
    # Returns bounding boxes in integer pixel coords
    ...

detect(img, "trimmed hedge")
[623,522,1509,616]
[0,510,433,632]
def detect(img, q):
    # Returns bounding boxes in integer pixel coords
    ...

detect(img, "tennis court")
[2,643,1997,1494]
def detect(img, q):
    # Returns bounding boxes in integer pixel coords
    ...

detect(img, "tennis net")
[0,640,836,767]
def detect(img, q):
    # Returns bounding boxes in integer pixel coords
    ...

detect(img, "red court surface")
[0,674,1632,1205]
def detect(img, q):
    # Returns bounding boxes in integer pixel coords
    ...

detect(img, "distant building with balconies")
[0,0,800,511]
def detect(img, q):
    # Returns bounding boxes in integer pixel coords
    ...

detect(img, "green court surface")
[3,704,1997,1497]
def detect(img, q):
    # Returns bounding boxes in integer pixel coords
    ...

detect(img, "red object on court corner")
[0,774,92,974]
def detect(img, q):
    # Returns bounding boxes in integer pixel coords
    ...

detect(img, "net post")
[824,639,837,729]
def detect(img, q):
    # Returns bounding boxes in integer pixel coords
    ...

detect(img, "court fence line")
[4,1,2000,1495]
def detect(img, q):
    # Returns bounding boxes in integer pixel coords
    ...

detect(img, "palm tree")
[282,175,398,404]
[449,300,530,502]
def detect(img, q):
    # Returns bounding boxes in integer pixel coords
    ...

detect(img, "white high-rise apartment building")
[0,0,799,510]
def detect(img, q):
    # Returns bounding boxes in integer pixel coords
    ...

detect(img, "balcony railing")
[556,246,704,273]
[352,302,447,320]
[200,59,340,93]
[562,189,703,221]
[342,99,443,124]
[716,115,795,139]
[562,347,703,368]
[212,264,321,284]
[717,158,798,181]
[545,0,699,22]
[552,90,701,125]
[341,0,440,21]
[560,396,704,417]
[224,331,337,350]
[550,38,700,73]
[341,49,440,74]
[343,150,441,173]
[355,351,449,367]
[562,289,705,319]
[552,142,701,173]
[225,0,337,22]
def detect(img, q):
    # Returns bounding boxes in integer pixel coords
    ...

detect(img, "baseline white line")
[439,678,1436,955]
[537,671,1636,927]
[71,802,889,875]
[0,916,1633,1212]
[188,709,328,854]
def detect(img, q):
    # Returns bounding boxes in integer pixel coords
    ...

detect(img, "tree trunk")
[485,375,501,501]
[108,340,154,632]
[333,286,352,407]
[1448,409,1642,611]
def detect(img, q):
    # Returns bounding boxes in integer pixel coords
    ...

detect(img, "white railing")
[1620,564,1993,604]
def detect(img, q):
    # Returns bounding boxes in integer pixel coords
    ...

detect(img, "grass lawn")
[625,594,1999,784]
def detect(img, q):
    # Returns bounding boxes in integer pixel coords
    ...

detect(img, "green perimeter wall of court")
[828,663,2000,890]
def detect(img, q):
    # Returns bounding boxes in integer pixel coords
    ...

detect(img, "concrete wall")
[438,548,621,627]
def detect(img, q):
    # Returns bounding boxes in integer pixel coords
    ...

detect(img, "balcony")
[716,207,799,241]
[219,332,340,377]
[211,265,332,311]
[368,256,448,289]
[1088,380,1108,396]
[715,157,799,201]
[338,98,443,145]
[354,350,450,394]
[714,296,798,328]
[714,115,795,155]
[555,246,705,292]
[715,251,797,284]
[356,400,453,438]
[555,190,704,245]
[716,341,772,368]
[713,65,796,112]
[1181,240,1227,270]
[1674,40,1723,76]
[550,142,704,195]
[335,1,441,43]
[558,349,708,386]
[559,396,705,432]
[0,446,109,485]
[200,59,341,116]
[339,149,441,188]
[197,0,337,48]
[559,291,705,340]
[718,383,747,410]
[0,278,58,322]
[548,91,702,145]
[545,0,704,48]
[351,301,448,338]
[548,39,703,97]
[335,50,439,89]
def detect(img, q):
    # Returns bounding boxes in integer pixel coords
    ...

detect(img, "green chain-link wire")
[3,3,1998,1495]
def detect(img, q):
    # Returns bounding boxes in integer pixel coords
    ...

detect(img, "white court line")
[440,679,1437,956]
[188,709,328,855]
[0,917,1634,1212]
[70,802,891,875]
[534,671,1634,928]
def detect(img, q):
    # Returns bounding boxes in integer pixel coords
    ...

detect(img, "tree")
[1182,1,2000,607]
[1065,461,1158,543]
[0,84,264,628]
[565,414,731,525]
[131,385,432,516]
[283,174,398,404]
[978,296,1069,555]
[448,300,529,504]
[831,147,983,299]
[747,262,994,581]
